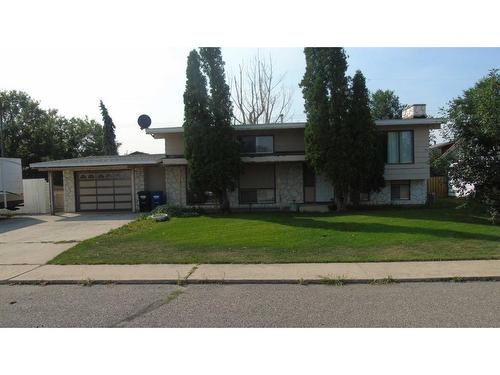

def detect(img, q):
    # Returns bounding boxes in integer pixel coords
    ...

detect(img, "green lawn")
[50,201,500,264]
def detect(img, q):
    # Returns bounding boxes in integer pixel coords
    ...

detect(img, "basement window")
[391,180,411,200]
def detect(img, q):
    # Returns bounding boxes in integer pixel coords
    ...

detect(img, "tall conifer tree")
[199,47,241,211]
[348,71,385,206]
[99,100,118,155]
[183,50,212,202]
[183,48,240,212]
[301,48,351,211]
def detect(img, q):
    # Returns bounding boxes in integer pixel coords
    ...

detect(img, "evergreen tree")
[99,100,118,155]
[301,48,351,211]
[370,89,404,119]
[199,47,241,212]
[183,48,240,212]
[183,50,212,204]
[348,71,385,206]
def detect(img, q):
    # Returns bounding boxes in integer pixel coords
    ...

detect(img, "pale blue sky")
[1,47,498,153]
[223,48,500,121]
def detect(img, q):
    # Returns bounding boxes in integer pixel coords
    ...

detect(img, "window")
[240,135,274,154]
[239,164,275,204]
[387,131,413,164]
[391,180,411,200]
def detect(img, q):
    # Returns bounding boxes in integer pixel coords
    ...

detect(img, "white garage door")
[76,171,133,211]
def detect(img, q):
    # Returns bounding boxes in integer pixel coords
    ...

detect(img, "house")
[30,104,443,213]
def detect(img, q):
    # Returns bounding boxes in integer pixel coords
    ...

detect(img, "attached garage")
[30,153,165,214]
[76,170,132,211]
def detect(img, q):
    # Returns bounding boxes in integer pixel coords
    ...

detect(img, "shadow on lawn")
[208,213,500,244]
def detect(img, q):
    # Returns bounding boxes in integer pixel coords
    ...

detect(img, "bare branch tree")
[230,53,294,125]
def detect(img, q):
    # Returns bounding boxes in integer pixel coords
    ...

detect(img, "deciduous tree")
[446,69,500,222]
[231,53,293,124]
[0,90,104,177]
[370,89,405,119]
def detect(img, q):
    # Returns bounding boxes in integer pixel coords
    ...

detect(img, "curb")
[2,275,499,285]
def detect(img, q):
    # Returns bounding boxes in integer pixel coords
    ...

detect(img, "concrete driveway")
[0,213,136,265]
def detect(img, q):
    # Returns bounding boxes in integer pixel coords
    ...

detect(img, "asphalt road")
[1,282,498,327]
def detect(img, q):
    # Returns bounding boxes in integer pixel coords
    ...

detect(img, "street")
[1,282,498,327]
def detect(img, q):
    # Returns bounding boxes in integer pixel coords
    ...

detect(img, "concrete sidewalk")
[1,260,499,284]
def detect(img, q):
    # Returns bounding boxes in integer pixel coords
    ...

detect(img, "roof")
[146,118,444,135]
[375,118,443,127]
[30,153,164,170]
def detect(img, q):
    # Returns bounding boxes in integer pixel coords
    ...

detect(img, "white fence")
[17,179,50,214]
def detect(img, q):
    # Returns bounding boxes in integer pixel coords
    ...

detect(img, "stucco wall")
[276,162,303,208]
[63,170,76,212]
[165,165,187,206]
[132,167,145,212]
[365,179,427,205]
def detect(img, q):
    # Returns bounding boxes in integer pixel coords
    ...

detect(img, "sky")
[1,47,498,154]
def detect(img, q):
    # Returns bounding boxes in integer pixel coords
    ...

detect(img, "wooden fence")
[427,176,448,198]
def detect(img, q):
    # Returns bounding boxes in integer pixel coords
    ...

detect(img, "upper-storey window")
[240,135,274,154]
[387,130,413,164]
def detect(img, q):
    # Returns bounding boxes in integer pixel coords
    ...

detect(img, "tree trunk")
[219,190,230,213]
[335,192,347,212]
[350,189,360,209]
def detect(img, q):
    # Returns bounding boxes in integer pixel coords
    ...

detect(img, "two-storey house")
[31,104,442,213]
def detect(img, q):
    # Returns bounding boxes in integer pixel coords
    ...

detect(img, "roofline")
[430,140,455,149]
[30,155,164,170]
[146,118,444,135]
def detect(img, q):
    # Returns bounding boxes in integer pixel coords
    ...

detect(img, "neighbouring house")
[30,104,443,213]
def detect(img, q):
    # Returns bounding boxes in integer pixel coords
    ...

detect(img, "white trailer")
[0,157,23,210]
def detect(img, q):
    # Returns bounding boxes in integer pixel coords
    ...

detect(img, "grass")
[50,199,500,265]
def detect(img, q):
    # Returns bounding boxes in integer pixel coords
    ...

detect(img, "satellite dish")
[137,114,152,130]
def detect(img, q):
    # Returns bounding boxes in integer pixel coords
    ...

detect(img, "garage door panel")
[79,180,96,188]
[79,195,97,203]
[114,179,131,187]
[80,203,97,210]
[114,187,131,194]
[115,202,132,209]
[97,203,114,210]
[79,188,97,195]
[96,180,113,187]
[96,195,115,202]
[114,195,132,202]
[76,170,132,211]
[96,187,114,195]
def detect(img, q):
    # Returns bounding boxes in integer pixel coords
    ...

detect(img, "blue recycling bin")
[150,191,164,209]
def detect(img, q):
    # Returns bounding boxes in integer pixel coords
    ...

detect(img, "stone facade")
[165,165,187,206]
[365,179,427,205]
[132,167,145,212]
[276,162,303,209]
[62,170,76,212]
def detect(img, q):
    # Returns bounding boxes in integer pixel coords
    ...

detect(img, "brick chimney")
[402,104,426,119]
